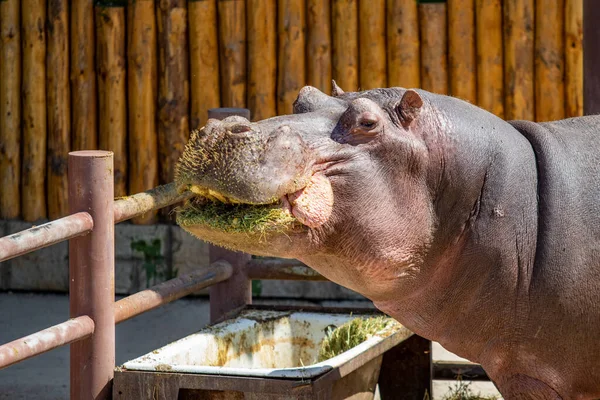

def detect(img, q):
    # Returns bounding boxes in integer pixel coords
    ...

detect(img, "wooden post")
[419,3,449,95]
[476,0,504,118]
[277,0,306,115]
[157,0,190,186]
[218,0,246,108]
[0,0,21,219]
[247,0,277,120]
[378,336,432,400]
[387,0,420,89]
[535,0,565,122]
[71,0,98,151]
[47,0,71,220]
[207,109,252,324]
[189,0,220,130]
[332,0,359,92]
[503,0,535,121]
[96,3,127,197]
[307,0,332,94]
[127,0,158,224]
[583,0,600,115]
[448,0,477,104]
[359,0,387,90]
[22,0,47,222]
[565,0,583,118]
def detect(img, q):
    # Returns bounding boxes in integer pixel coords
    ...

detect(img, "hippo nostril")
[229,124,253,134]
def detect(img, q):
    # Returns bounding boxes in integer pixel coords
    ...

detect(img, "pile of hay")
[317,316,399,362]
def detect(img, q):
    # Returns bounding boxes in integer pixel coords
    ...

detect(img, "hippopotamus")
[174,83,600,399]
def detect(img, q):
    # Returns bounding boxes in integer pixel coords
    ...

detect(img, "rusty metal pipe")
[246,259,327,281]
[113,182,193,224]
[115,260,233,324]
[0,316,94,370]
[69,151,115,400]
[0,212,93,262]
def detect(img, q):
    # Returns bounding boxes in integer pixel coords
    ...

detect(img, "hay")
[176,197,298,235]
[317,316,399,362]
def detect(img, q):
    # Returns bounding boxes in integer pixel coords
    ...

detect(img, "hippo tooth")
[208,189,229,203]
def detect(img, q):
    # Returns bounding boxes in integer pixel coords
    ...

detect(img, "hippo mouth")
[175,174,334,236]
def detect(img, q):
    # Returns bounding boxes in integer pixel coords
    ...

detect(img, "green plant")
[442,379,499,400]
[131,239,177,287]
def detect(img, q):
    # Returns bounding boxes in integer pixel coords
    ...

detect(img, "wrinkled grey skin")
[176,85,600,399]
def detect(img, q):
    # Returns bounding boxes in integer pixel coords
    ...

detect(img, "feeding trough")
[113,308,413,399]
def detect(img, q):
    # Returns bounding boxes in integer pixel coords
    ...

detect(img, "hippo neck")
[377,102,540,362]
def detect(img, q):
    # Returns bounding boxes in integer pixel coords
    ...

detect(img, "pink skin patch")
[281,174,333,228]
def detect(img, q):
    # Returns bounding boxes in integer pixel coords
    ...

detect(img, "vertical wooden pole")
[127,0,158,224]
[69,151,115,400]
[419,3,449,95]
[0,0,21,219]
[307,0,332,94]
[565,0,583,118]
[277,0,306,115]
[503,0,535,121]
[247,0,277,120]
[476,0,504,118]
[157,0,189,186]
[47,0,71,220]
[387,0,420,89]
[96,3,127,197]
[535,0,565,122]
[448,0,477,103]
[71,0,98,150]
[207,109,252,324]
[189,0,220,130]
[332,0,359,92]
[21,0,47,222]
[359,0,387,90]
[583,0,600,115]
[218,0,246,108]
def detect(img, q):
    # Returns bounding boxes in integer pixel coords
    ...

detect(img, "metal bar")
[0,212,93,262]
[115,260,233,324]
[246,259,327,281]
[69,151,115,400]
[207,108,253,324]
[113,182,193,224]
[0,316,94,370]
[584,0,600,115]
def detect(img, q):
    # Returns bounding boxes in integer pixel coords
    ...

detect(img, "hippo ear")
[396,89,423,128]
[331,80,345,97]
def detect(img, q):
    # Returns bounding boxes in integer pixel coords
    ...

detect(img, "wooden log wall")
[0,0,585,223]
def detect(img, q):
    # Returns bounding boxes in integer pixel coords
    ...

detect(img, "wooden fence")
[0,0,584,223]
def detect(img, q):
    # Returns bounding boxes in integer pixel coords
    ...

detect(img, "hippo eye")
[360,119,377,130]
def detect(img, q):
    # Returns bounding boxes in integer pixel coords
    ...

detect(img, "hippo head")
[174,84,448,299]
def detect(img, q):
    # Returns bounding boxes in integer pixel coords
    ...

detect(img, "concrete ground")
[0,292,501,399]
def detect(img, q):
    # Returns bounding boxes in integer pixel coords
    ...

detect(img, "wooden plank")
[0,0,21,219]
[535,0,565,122]
[475,0,504,118]
[218,0,246,108]
[71,0,97,150]
[387,0,420,88]
[247,0,277,120]
[21,0,47,221]
[503,0,535,120]
[157,0,189,186]
[583,0,600,115]
[419,3,448,95]
[565,0,583,117]
[127,0,158,224]
[189,0,220,129]
[96,4,127,197]
[47,0,71,219]
[448,0,477,103]
[306,0,332,94]
[277,0,306,115]
[359,0,386,89]
[332,0,359,92]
